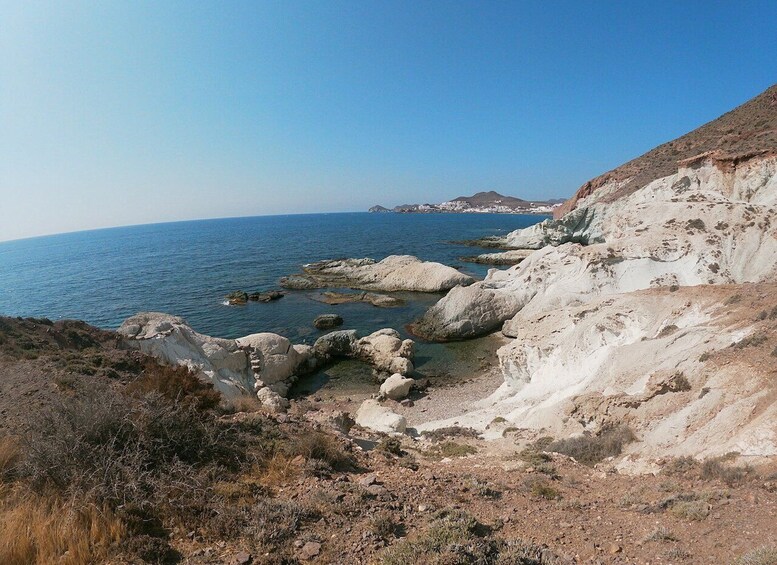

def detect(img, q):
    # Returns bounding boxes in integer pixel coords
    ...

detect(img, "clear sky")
[1,1,775,241]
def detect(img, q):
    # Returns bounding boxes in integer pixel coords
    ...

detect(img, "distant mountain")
[369,191,562,215]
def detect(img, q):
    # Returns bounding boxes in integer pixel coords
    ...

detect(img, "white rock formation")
[119,312,254,397]
[354,329,415,376]
[415,150,777,466]
[281,255,473,292]
[355,399,407,434]
[313,328,415,376]
[413,155,777,341]
[119,313,313,409]
[379,373,414,400]
[418,285,777,469]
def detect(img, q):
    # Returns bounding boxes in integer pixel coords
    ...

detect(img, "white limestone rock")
[379,373,414,400]
[413,155,777,341]
[281,255,473,292]
[353,329,415,376]
[355,399,407,434]
[118,312,252,397]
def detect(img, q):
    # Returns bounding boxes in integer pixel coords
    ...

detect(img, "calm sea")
[0,213,543,344]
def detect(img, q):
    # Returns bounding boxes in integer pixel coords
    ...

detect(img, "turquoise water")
[0,212,542,343]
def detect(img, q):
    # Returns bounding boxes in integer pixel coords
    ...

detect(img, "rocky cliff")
[413,85,777,466]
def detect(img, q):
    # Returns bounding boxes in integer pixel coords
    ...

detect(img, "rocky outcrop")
[410,284,526,341]
[119,313,255,396]
[414,154,777,341]
[459,249,532,266]
[313,314,343,330]
[419,285,777,468]
[314,328,415,376]
[121,315,417,410]
[280,255,473,293]
[119,313,316,409]
[355,399,407,434]
[554,84,777,219]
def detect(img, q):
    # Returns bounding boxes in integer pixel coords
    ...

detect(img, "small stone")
[300,541,321,560]
[608,544,622,555]
[358,473,378,486]
[229,551,252,565]
[418,504,429,512]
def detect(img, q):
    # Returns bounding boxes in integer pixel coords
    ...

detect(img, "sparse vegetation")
[733,546,777,565]
[731,332,769,349]
[548,425,636,465]
[701,455,757,485]
[369,510,398,540]
[423,441,477,460]
[379,508,563,565]
[669,499,710,521]
[420,426,480,441]
[644,525,677,542]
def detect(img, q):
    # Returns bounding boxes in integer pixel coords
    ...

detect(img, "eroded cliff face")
[414,86,777,465]
[412,154,777,341]
[419,286,777,470]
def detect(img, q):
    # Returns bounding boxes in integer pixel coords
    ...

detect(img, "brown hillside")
[555,84,777,218]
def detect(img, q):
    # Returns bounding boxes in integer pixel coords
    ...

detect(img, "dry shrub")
[420,426,480,441]
[126,361,220,410]
[669,500,709,521]
[0,490,124,565]
[221,394,265,414]
[734,546,777,565]
[285,431,354,472]
[548,425,635,465]
[701,455,757,486]
[369,510,397,540]
[21,389,240,500]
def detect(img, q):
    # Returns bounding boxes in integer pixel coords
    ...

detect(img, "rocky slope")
[555,84,777,218]
[410,85,777,465]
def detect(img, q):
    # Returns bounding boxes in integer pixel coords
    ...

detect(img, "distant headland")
[369,190,564,215]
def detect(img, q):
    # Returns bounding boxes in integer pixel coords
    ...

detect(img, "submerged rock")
[313,314,344,330]
[280,255,473,292]
[227,290,285,304]
[310,291,404,308]
[248,290,285,302]
[226,291,249,305]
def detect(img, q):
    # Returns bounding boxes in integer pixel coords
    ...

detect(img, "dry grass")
[0,490,124,565]
[260,453,300,488]
[0,437,19,483]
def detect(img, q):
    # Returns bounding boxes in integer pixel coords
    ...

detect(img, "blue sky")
[1,1,775,241]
